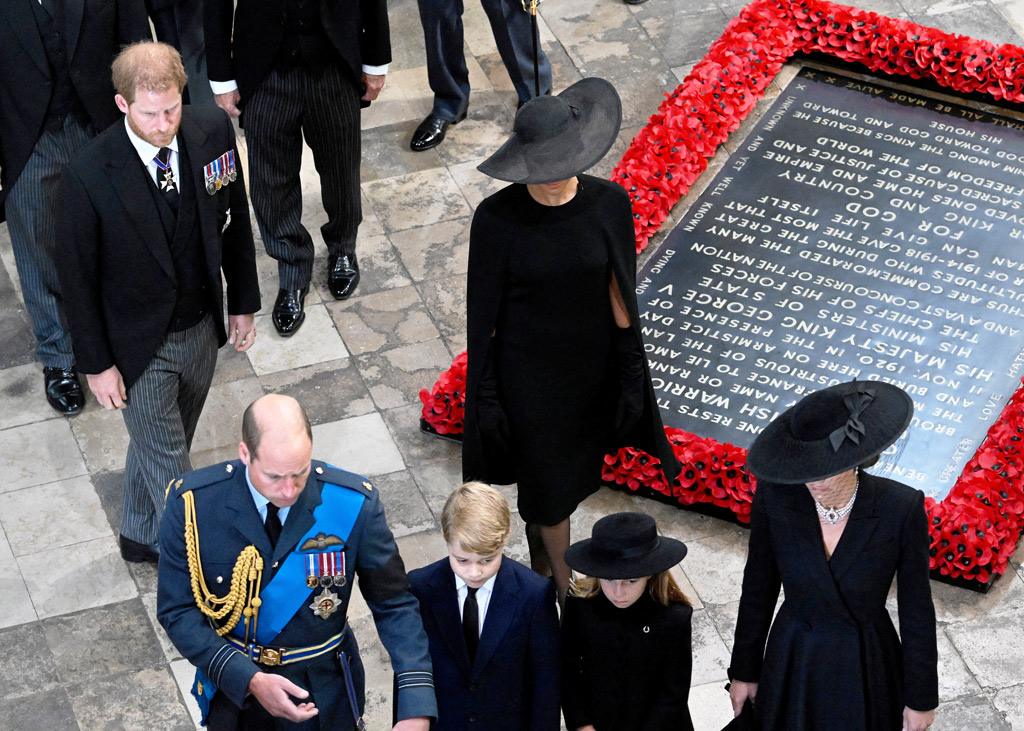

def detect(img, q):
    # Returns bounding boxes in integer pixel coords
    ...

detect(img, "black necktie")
[463,587,479,662]
[265,503,282,549]
[154,146,179,210]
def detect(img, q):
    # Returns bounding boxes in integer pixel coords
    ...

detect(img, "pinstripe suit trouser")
[120,313,218,548]
[243,63,362,291]
[5,115,94,368]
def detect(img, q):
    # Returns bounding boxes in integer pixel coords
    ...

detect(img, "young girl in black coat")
[561,512,694,731]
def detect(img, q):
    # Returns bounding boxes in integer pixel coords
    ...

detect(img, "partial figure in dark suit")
[55,41,260,564]
[729,381,939,731]
[407,482,560,731]
[205,0,390,336]
[409,0,552,151]
[0,0,149,415]
[144,0,214,107]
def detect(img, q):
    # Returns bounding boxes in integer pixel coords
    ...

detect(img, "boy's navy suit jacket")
[408,556,561,731]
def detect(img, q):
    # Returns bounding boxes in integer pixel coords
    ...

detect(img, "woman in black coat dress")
[562,513,694,731]
[463,78,680,600]
[729,381,938,731]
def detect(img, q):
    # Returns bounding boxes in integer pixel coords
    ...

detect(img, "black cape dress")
[729,474,939,730]
[463,176,680,525]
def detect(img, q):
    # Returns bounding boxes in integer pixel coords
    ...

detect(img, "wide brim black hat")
[745,380,913,484]
[477,77,622,184]
[565,512,687,580]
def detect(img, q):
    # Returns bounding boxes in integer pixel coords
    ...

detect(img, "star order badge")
[310,588,341,619]
[160,168,176,192]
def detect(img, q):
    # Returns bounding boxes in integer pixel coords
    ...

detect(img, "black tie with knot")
[265,503,282,549]
[463,586,479,662]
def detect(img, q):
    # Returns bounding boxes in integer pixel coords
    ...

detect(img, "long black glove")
[477,349,512,454]
[613,326,645,440]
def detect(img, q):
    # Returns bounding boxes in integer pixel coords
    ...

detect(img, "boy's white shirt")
[455,572,497,636]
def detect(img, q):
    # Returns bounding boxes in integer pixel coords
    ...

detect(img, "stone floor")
[3,0,1024,729]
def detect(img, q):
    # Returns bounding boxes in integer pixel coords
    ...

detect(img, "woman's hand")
[903,706,935,731]
[729,680,758,717]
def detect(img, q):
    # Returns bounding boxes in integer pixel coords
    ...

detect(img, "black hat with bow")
[745,380,913,484]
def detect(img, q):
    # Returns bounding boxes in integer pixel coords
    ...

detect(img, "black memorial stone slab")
[638,67,1024,500]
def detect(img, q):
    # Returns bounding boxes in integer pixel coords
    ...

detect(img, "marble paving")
[2,0,1024,728]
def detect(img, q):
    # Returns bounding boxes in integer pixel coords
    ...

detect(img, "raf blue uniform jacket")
[408,556,560,731]
[157,459,437,727]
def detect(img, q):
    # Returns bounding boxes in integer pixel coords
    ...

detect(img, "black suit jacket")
[203,0,390,102]
[730,474,939,730]
[56,106,260,388]
[0,0,150,219]
[407,557,561,731]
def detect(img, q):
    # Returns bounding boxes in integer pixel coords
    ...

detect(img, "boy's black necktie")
[265,503,282,549]
[463,587,479,662]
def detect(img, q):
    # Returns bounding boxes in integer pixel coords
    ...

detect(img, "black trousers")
[244,64,361,290]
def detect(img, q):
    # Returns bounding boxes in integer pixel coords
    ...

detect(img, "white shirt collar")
[454,572,498,597]
[245,466,291,525]
[123,116,178,166]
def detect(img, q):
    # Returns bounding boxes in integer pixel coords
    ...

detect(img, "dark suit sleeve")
[358,0,390,68]
[729,485,782,683]
[559,597,592,730]
[216,114,260,315]
[203,0,235,83]
[641,606,694,731]
[118,0,153,44]
[352,492,437,721]
[55,166,115,375]
[897,491,938,712]
[528,581,561,731]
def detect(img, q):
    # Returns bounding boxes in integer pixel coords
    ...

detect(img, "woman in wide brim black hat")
[461,78,681,603]
[728,380,938,731]
[561,512,695,731]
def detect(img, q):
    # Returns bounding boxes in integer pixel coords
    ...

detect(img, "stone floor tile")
[88,469,125,537]
[704,599,740,653]
[931,568,1024,624]
[0,476,110,556]
[0,687,79,731]
[140,591,181,663]
[19,536,136,620]
[937,626,983,701]
[690,607,732,685]
[210,345,257,387]
[591,124,642,180]
[0,267,37,370]
[66,666,194,731]
[355,338,455,410]
[0,540,38,629]
[395,528,449,573]
[382,403,463,469]
[417,274,467,352]
[246,304,348,376]
[327,286,440,355]
[363,168,472,233]
[0,362,59,430]
[258,358,376,426]
[189,444,241,471]
[361,96,426,132]
[67,403,129,474]
[359,191,387,239]
[994,684,1024,730]
[436,96,516,167]
[191,377,265,454]
[311,234,414,300]
[689,679,736,729]
[914,4,1023,46]
[128,560,160,597]
[410,457,466,516]
[370,470,437,538]
[447,158,508,211]
[390,218,471,283]
[382,0,428,71]
[631,0,729,67]
[311,412,405,477]
[933,695,1011,731]
[0,622,61,701]
[168,658,203,728]
[0,419,87,493]
[678,523,753,605]
[361,121,445,183]
[41,598,165,685]
[946,607,1024,689]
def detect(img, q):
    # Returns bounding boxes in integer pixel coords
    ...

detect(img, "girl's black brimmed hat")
[477,77,622,184]
[745,380,914,484]
[565,512,687,579]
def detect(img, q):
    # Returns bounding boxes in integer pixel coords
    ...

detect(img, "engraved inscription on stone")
[638,68,1024,499]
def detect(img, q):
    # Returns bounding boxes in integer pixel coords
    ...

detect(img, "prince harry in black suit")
[56,41,260,563]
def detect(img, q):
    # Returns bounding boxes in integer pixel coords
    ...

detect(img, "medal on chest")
[306,550,346,619]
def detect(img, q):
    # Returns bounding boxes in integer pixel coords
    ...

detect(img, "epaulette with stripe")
[310,460,376,497]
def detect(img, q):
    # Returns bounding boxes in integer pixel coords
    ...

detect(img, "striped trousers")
[5,115,94,368]
[120,314,218,549]
[244,64,362,291]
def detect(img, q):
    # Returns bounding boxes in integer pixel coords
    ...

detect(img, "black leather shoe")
[328,254,360,300]
[43,366,84,416]
[272,287,309,336]
[119,535,159,564]
[410,111,466,151]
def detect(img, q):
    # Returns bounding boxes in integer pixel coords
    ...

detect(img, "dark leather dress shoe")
[410,111,466,151]
[328,254,360,300]
[43,366,84,416]
[272,287,309,337]
[119,535,159,564]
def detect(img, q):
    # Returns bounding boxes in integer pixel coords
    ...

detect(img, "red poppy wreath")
[421,0,1024,591]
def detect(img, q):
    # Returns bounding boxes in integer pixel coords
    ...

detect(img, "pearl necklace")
[813,477,858,526]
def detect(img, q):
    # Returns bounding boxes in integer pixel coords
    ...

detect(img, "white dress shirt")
[124,117,180,188]
[245,467,292,526]
[455,572,497,636]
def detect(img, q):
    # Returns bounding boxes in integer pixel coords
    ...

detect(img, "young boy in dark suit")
[407,482,560,731]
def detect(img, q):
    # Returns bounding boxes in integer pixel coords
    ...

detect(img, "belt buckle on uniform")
[258,647,282,666]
